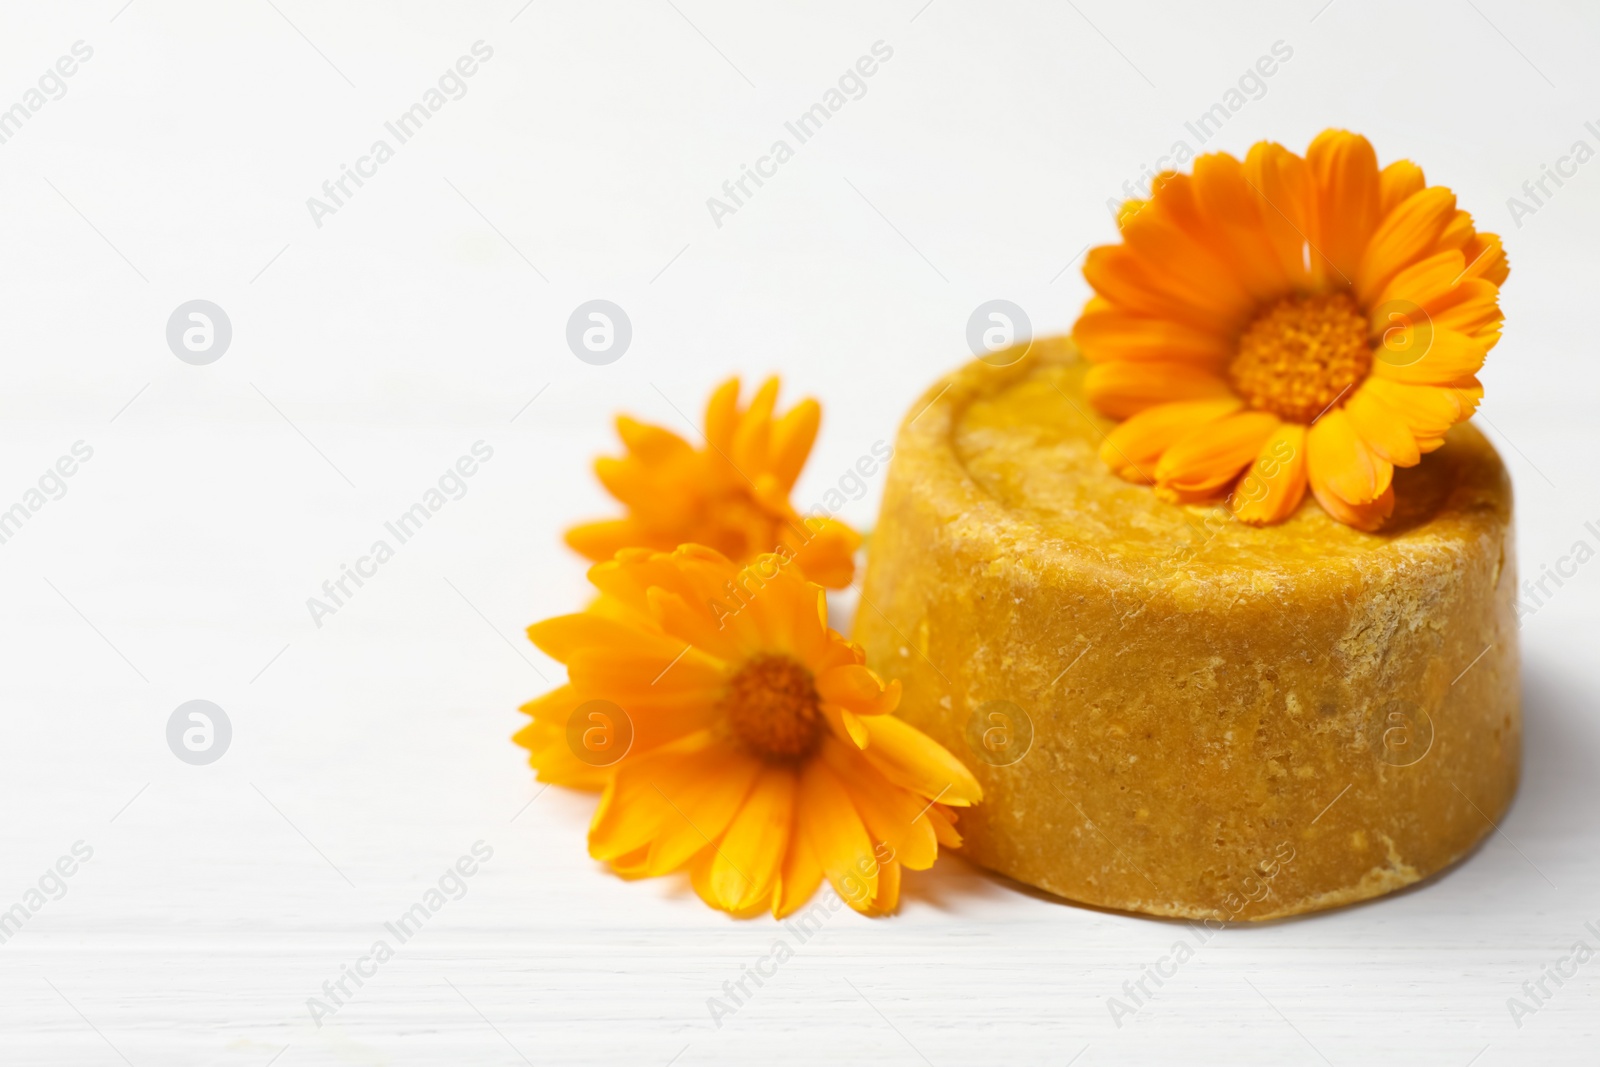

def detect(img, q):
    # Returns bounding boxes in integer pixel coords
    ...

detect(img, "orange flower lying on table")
[515,545,981,917]
[1076,129,1508,529]
[565,376,862,588]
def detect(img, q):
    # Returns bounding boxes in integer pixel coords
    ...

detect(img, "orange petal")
[768,398,820,493]
[566,645,724,701]
[1230,422,1308,525]
[1072,305,1231,366]
[1435,209,1476,254]
[565,519,655,562]
[642,749,763,876]
[785,517,861,591]
[1082,245,1237,336]
[773,824,825,919]
[798,759,879,908]
[1307,408,1391,506]
[702,766,796,912]
[1372,249,1467,315]
[1307,129,1381,284]
[1357,186,1457,307]
[703,377,742,452]
[1098,397,1243,484]
[1155,410,1280,497]
[1083,362,1233,420]
[817,664,899,716]
[511,716,612,790]
[1343,384,1421,467]
[924,804,963,848]
[1190,151,1293,301]
[862,857,902,916]
[1378,159,1426,218]
[824,739,941,871]
[527,612,677,665]
[1243,140,1320,290]
[615,415,692,463]
[1425,278,1503,342]
[1311,478,1394,532]
[588,733,720,861]
[1360,378,1470,439]
[858,714,983,807]
[1462,231,1509,286]
[826,704,870,748]
[1373,327,1487,385]
[1118,199,1255,326]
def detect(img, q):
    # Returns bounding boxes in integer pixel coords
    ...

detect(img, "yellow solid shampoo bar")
[854,339,1520,921]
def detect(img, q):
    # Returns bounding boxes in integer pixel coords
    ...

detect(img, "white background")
[1,1,1597,1064]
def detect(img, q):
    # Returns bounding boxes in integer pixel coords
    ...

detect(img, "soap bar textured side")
[853,340,1519,921]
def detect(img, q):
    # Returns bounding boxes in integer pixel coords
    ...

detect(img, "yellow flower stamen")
[720,654,823,761]
[1228,292,1372,424]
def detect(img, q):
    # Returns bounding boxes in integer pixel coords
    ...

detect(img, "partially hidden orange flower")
[566,377,862,587]
[514,544,982,917]
[1075,129,1508,530]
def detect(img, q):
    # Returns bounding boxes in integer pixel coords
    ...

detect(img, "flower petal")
[1308,129,1382,284]
[1373,327,1487,385]
[1083,245,1237,335]
[564,519,653,562]
[1307,408,1391,506]
[1098,398,1243,484]
[1190,151,1294,301]
[703,766,796,912]
[824,738,941,871]
[1360,377,1471,439]
[1072,304,1231,366]
[527,612,676,664]
[1343,384,1421,467]
[858,714,983,807]
[1372,249,1467,315]
[773,826,825,919]
[1084,361,1234,420]
[1118,197,1255,326]
[588,733,720,861]
[1243,140,1320,290]
[1230,422,1308,525]
[1462,231,1509,286]
[767,399,820,493]
[1357,185,1458,306]
[1155,410,1280,497]
[615,415,693,463]
[1310,478,1394,532]
[817,664,899,716]
[798,759,879,909]
[1378,159,1426,217]
[642,748,764,876]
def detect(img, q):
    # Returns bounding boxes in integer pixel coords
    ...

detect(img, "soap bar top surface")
[942,340,1509,577]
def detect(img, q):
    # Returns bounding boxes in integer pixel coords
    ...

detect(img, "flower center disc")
[721,654,824,762]
[1228,292,1373,424]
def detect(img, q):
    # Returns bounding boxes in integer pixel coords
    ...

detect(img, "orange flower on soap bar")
[566,377,862,587]
[1075,129,1508,529]
[514,545,981,917]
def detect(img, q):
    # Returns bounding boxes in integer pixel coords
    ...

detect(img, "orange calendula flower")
[514,545,981,917]
[565,377,862,588]
[1075,129,1508,530]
